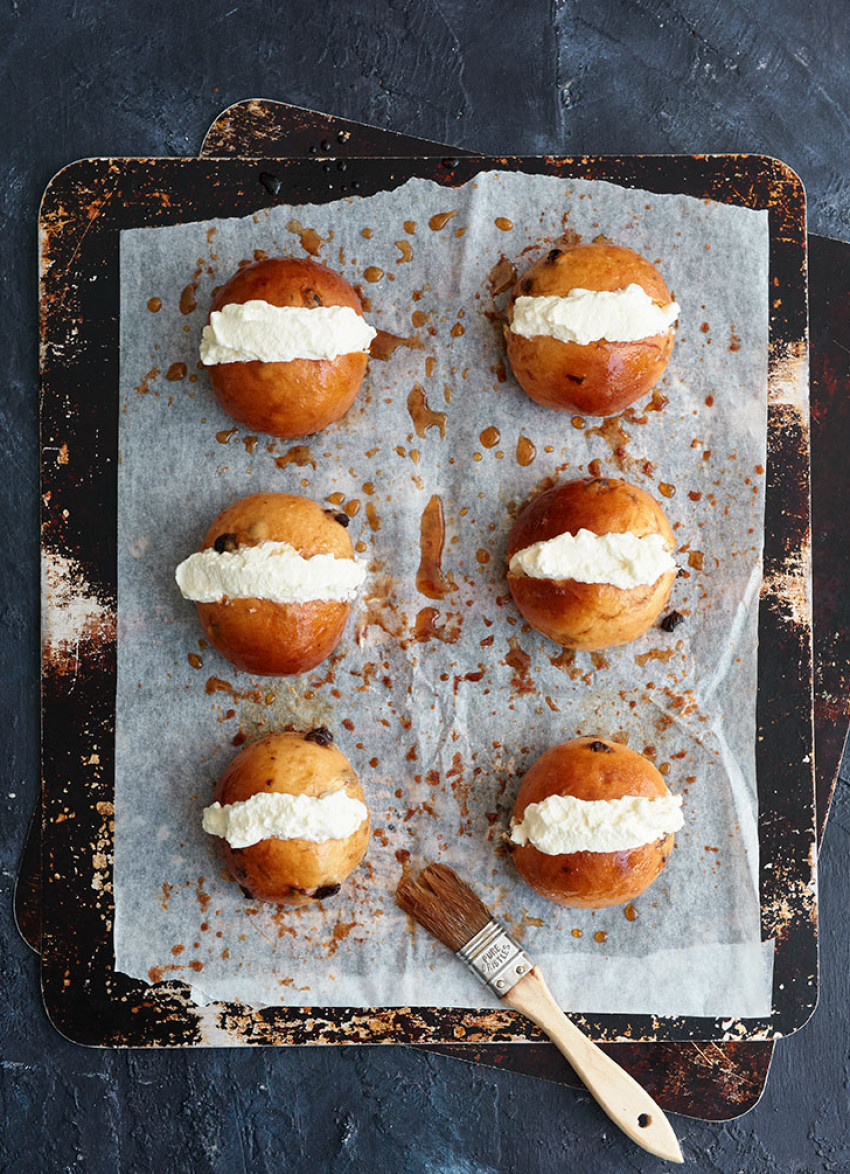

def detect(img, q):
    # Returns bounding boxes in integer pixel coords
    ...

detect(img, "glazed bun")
[510,737,682,909]
[506,477,676,652]
[505,243,678,417]
[203,257,373,438]
[176,492,364,676]
[204,730,371,906]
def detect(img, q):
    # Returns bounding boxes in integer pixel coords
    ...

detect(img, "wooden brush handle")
[504,967,683,1164]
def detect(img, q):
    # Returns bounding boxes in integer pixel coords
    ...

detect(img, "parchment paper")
[115,170,774,1019]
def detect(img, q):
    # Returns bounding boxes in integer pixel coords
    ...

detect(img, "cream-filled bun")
[505,243,678,417]
[176,493,365,676]
[203,729,371,906]
[510,737,683,909]
[506,477,676,652]
[201,257,376,438]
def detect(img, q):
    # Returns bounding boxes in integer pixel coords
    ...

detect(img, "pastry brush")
[397,862,683,1164]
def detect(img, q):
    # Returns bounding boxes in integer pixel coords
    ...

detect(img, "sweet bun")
[506,477,676,651]
[178,492,362,676]
[205,257,372,437]
[510,737,680,909]
[206,730,371,906]
[505,243,677,416]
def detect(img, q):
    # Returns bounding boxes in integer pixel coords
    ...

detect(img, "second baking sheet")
[115,167,773,1018]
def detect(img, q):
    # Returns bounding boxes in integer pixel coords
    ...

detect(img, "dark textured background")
[2,1,849,1170]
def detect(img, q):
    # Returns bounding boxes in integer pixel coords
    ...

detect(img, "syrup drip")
[413,607,461,644]
[407,385,447,439]
[286,219,323,256]
[179,283,198,314]
[516,436,536,466]
[274,445,315,470]
[370,331,424,360]
[416,495,449,600]
[487,256,517,297]
[429,210,457,231]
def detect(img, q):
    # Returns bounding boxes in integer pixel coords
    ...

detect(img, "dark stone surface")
[1,1,848,1169]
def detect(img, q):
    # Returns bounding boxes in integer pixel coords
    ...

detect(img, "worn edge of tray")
[39,152,815,1048]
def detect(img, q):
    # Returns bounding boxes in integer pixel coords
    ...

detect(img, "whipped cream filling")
[175,540,366,604]
[509,528,676,590]
[511,792,684,855]
[200,300,377,365]
[509,284,680,346]
[202,787,368,849]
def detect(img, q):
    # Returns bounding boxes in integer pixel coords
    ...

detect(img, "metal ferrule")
[457,919,534,997]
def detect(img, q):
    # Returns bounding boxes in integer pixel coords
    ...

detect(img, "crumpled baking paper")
[114,169,774,1022]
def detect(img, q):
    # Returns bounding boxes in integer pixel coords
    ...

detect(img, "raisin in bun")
[506,477,676,652]
[505,243,678,417]
[203,730,371,906]
[176,493,364,676]
[202,257,374,437]
[510,737,682,909]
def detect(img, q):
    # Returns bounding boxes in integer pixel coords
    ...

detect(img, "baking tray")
[36,142,815,1051]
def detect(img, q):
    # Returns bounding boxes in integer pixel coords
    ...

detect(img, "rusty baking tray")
[24,102,846,1120]
[37,147,815,1050]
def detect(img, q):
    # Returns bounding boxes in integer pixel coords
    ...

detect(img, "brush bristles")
[396,862,493,953]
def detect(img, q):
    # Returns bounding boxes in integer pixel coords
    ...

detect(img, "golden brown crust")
[505,243,675,416]
[201,492,353,559]
[506,476,675,554]
[206,257,369,438]
[194,493,355,676]
[511,737,675,909]
[197,597,349,677]
[506,477,675,651]
[213,732,371,906]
